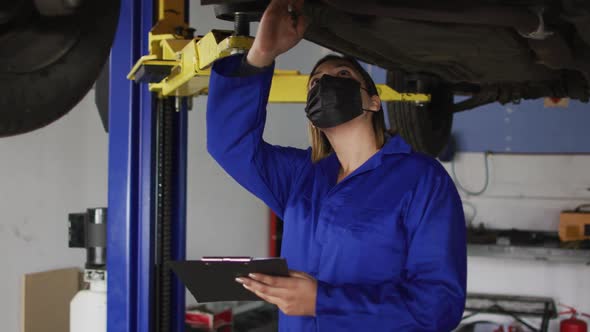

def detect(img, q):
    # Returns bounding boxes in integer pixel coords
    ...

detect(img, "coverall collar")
[321,134,412,189]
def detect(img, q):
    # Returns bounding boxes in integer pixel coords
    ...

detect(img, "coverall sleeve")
[315,164,467,332]
[206,55,309,219]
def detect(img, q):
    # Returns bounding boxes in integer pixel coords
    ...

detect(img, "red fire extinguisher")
[559,304,590,332]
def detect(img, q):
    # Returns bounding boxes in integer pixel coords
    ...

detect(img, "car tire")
[386,70,454,157]
[0,0,120,137]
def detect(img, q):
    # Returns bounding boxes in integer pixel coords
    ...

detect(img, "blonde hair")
[307,55,386,162]
[308,123,331,162]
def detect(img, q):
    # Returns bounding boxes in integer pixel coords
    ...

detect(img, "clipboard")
[169,257,289,302]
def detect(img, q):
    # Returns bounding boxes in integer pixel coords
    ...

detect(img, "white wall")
[444,153,590,330]
[0,93,108,332]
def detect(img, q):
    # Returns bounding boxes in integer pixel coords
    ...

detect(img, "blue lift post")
[107,0,187,330]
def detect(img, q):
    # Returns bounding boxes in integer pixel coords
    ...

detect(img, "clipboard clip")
[201,256,253,262]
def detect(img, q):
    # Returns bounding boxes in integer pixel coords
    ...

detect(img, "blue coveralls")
[206,55,467,332]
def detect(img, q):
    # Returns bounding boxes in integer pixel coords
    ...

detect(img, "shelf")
[465,293,557,318]
[468,244,590,264]
[462,293,557,332]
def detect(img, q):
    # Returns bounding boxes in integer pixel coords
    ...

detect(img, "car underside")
[208,0,590,155]
[212,0,590,109]
[302,0,590,110]
[2,0,588,156]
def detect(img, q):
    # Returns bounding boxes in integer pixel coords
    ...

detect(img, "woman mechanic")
[206,0,467,330]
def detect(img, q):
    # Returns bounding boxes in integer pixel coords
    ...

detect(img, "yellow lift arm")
[127,0,430,104]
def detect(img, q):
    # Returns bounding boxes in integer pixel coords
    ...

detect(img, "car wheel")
[386,70,454,157]
[0,0,120,137]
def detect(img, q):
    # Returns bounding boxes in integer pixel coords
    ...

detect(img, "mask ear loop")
[360,87,381,113]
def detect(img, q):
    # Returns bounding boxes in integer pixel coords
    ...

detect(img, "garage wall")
[451,100,590,153]
[444,153,590,329]
[0,93,107,332]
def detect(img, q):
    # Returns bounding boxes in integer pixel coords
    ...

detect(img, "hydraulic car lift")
[107,1,430,332]
[126,1,430,103]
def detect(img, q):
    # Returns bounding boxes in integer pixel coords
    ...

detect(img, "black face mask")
[305,75,376,129]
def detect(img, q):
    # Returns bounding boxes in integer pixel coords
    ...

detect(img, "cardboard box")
[22,268,82,332]
[559,208,590,242]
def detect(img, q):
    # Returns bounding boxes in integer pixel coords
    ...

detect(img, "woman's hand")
[247,0,308,67]
[236,270,317,316]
